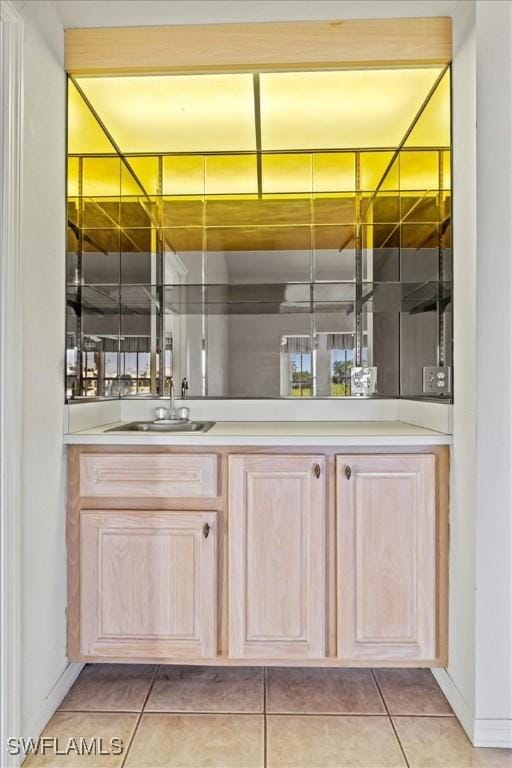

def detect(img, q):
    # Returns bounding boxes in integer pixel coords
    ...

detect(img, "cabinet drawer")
[79,453,218,498]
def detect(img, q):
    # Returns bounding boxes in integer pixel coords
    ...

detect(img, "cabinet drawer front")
[79,453,218,498]
[80,509,217,658]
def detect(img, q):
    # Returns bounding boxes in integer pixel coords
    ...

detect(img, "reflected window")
[117,339,152,395]
[279,333,370,397]
[328,333,354,396]
[280,336,313,397]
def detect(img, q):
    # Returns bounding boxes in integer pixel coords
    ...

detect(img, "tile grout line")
[119,665,159,768]
[263,667,268,768]
[59,709,416,719]
[58,708,412,717]
[142,665,160,714]
[371,669,411,768]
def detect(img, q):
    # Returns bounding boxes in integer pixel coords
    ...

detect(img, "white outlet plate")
[422,366,452,395]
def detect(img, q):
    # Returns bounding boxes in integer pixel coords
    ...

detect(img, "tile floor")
[24,666,512,768]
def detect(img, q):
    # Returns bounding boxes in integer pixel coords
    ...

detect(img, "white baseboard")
[21,663,84,748]
[432,668,475,742]
[433,669,512,748]
[473,719,512,748]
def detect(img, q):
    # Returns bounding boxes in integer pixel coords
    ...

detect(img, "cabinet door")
[80,510,217,659]
[337,455,436,661]
[229,455,326,659]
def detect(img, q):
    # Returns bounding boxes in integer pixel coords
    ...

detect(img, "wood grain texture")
[67,446,81,659]
[65,18,452,75]
[326,452,337,657]
[79,453,218,498]
[67,443,448,666]
[218,452,229,657]
[434,446,449,665]
[336,454,437,661]
[80,509,217,658]
[73,444,440,457]
[74,655,443,668]
[228,455,326,659]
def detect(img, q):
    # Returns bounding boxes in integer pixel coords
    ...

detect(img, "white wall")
[15,0,81,741]
[52,0,464,27]
[435,1,512,747]
[433,0,478,734]
[18,0,508,748]
[474,0,512,740]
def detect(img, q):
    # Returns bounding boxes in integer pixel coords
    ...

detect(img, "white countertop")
[64,420,451,446]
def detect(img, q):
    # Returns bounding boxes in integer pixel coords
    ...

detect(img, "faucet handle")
[178,406,190,421]
[155,406,167,420]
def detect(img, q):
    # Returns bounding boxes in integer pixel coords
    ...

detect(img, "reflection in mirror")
[66,66,452,401]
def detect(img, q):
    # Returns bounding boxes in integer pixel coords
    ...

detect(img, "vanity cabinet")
[337,455,437,661]
[68,445,447,666]
[228,455,326,659]
[79,509,217,659]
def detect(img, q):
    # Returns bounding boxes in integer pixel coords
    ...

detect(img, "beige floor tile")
[374,669,453,716]
[266,668,385,714]
[393,716,512,767]
[59,664,156,712]
[22,712,137,767]
[145,665,264,713]
[124,713,264,767]
[267,715,406,768]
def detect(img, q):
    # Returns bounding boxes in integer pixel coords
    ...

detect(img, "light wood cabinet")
[68,445,447,666]
[79,509,217,659]
[79,453,218,498]
[228,455,326,659]
[336,454,437,661]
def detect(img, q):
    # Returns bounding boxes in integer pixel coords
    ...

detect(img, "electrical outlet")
[422,366,451,395]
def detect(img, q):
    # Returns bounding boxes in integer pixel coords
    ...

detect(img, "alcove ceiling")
[70,68,449,155]
[67,66,451,252]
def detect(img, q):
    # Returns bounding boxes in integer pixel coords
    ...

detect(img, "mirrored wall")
[66,68,452,400]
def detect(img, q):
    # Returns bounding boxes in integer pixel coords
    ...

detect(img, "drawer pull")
[314,464,321,479]
[203,522,211,539]
[344,465,352,480]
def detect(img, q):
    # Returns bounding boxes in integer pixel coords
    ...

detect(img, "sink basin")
[105,421,215,434]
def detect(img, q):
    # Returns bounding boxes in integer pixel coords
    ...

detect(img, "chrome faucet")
[168,375,177,420]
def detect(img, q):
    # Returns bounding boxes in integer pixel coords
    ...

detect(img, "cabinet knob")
[314,464,321,479]
[344,465,352,480]
[203,522,210,539]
